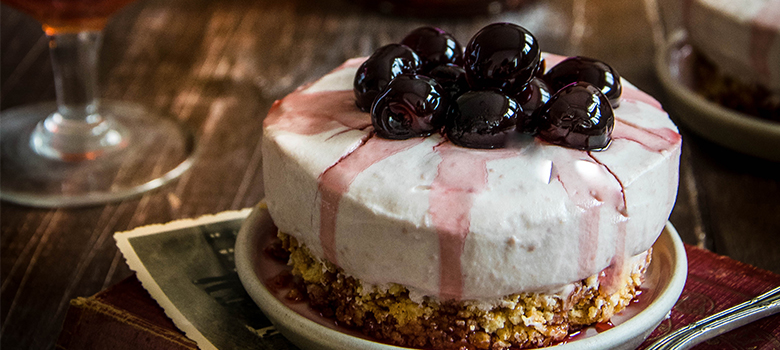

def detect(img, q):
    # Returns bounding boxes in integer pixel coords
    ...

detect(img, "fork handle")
[645,286,780,350]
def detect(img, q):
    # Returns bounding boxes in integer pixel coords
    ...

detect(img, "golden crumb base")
[278,232,650,350]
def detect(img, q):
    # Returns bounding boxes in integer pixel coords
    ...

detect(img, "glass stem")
[30,31,126,161]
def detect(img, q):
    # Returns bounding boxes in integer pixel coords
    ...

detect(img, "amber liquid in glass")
[0,0,196,207]
[2,0,136,34]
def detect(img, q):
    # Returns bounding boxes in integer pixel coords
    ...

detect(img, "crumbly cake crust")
[278,232,650,350]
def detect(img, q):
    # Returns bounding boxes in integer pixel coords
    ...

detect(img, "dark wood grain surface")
[2,0,778,349]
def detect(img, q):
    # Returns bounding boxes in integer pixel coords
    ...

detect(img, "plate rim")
[236,201,688,350]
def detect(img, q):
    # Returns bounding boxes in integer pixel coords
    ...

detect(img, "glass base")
[1,101,195,207]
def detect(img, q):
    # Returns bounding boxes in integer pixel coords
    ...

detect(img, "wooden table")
[2,0,779,348]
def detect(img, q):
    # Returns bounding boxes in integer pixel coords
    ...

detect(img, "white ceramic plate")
[655,30,780,161]
[236,202,687,350]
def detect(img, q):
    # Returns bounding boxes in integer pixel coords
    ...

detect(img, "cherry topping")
[464,23,541,95]
[371,74,449,139]
[534,82,614,151]
[354,44,422,111]
[427,63,469,99]
[401,26,464,72]
[515,77,551,132]
[445,90,521,149]
[352,24,629,153]
[543,56,622,107]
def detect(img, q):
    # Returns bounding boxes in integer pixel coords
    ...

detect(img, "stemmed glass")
[0,0,195,207]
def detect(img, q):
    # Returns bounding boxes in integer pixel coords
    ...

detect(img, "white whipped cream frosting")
[685,0,780,90]
[262,54,681,301]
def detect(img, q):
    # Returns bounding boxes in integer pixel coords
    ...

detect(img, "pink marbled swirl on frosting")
[261,54,681,302]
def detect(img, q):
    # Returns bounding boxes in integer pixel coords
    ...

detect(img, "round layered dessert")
[683,0,780,119]
[261,24,681,349]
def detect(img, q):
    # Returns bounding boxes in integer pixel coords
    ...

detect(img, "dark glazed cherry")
[445,90,521,149]
[354,44,422,111]
[535,82,614,151]
[543,56,622,107]
[464,23,541,95]
[371,74,448,139]
[427,64,469,99]
[401,26,464,72]
[515,77,551,133]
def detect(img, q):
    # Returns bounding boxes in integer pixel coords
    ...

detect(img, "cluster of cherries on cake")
[353,23,623,150]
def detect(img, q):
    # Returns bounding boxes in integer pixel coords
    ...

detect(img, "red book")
[56,277,197,350]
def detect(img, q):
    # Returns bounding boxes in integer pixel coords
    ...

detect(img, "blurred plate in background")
[655,31,780,162]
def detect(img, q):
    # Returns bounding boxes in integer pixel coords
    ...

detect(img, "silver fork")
[645,286,780,350]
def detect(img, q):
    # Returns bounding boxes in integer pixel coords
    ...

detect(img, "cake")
[684,0,780,92]
[261,24,681,349]
[683,0,780,119]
